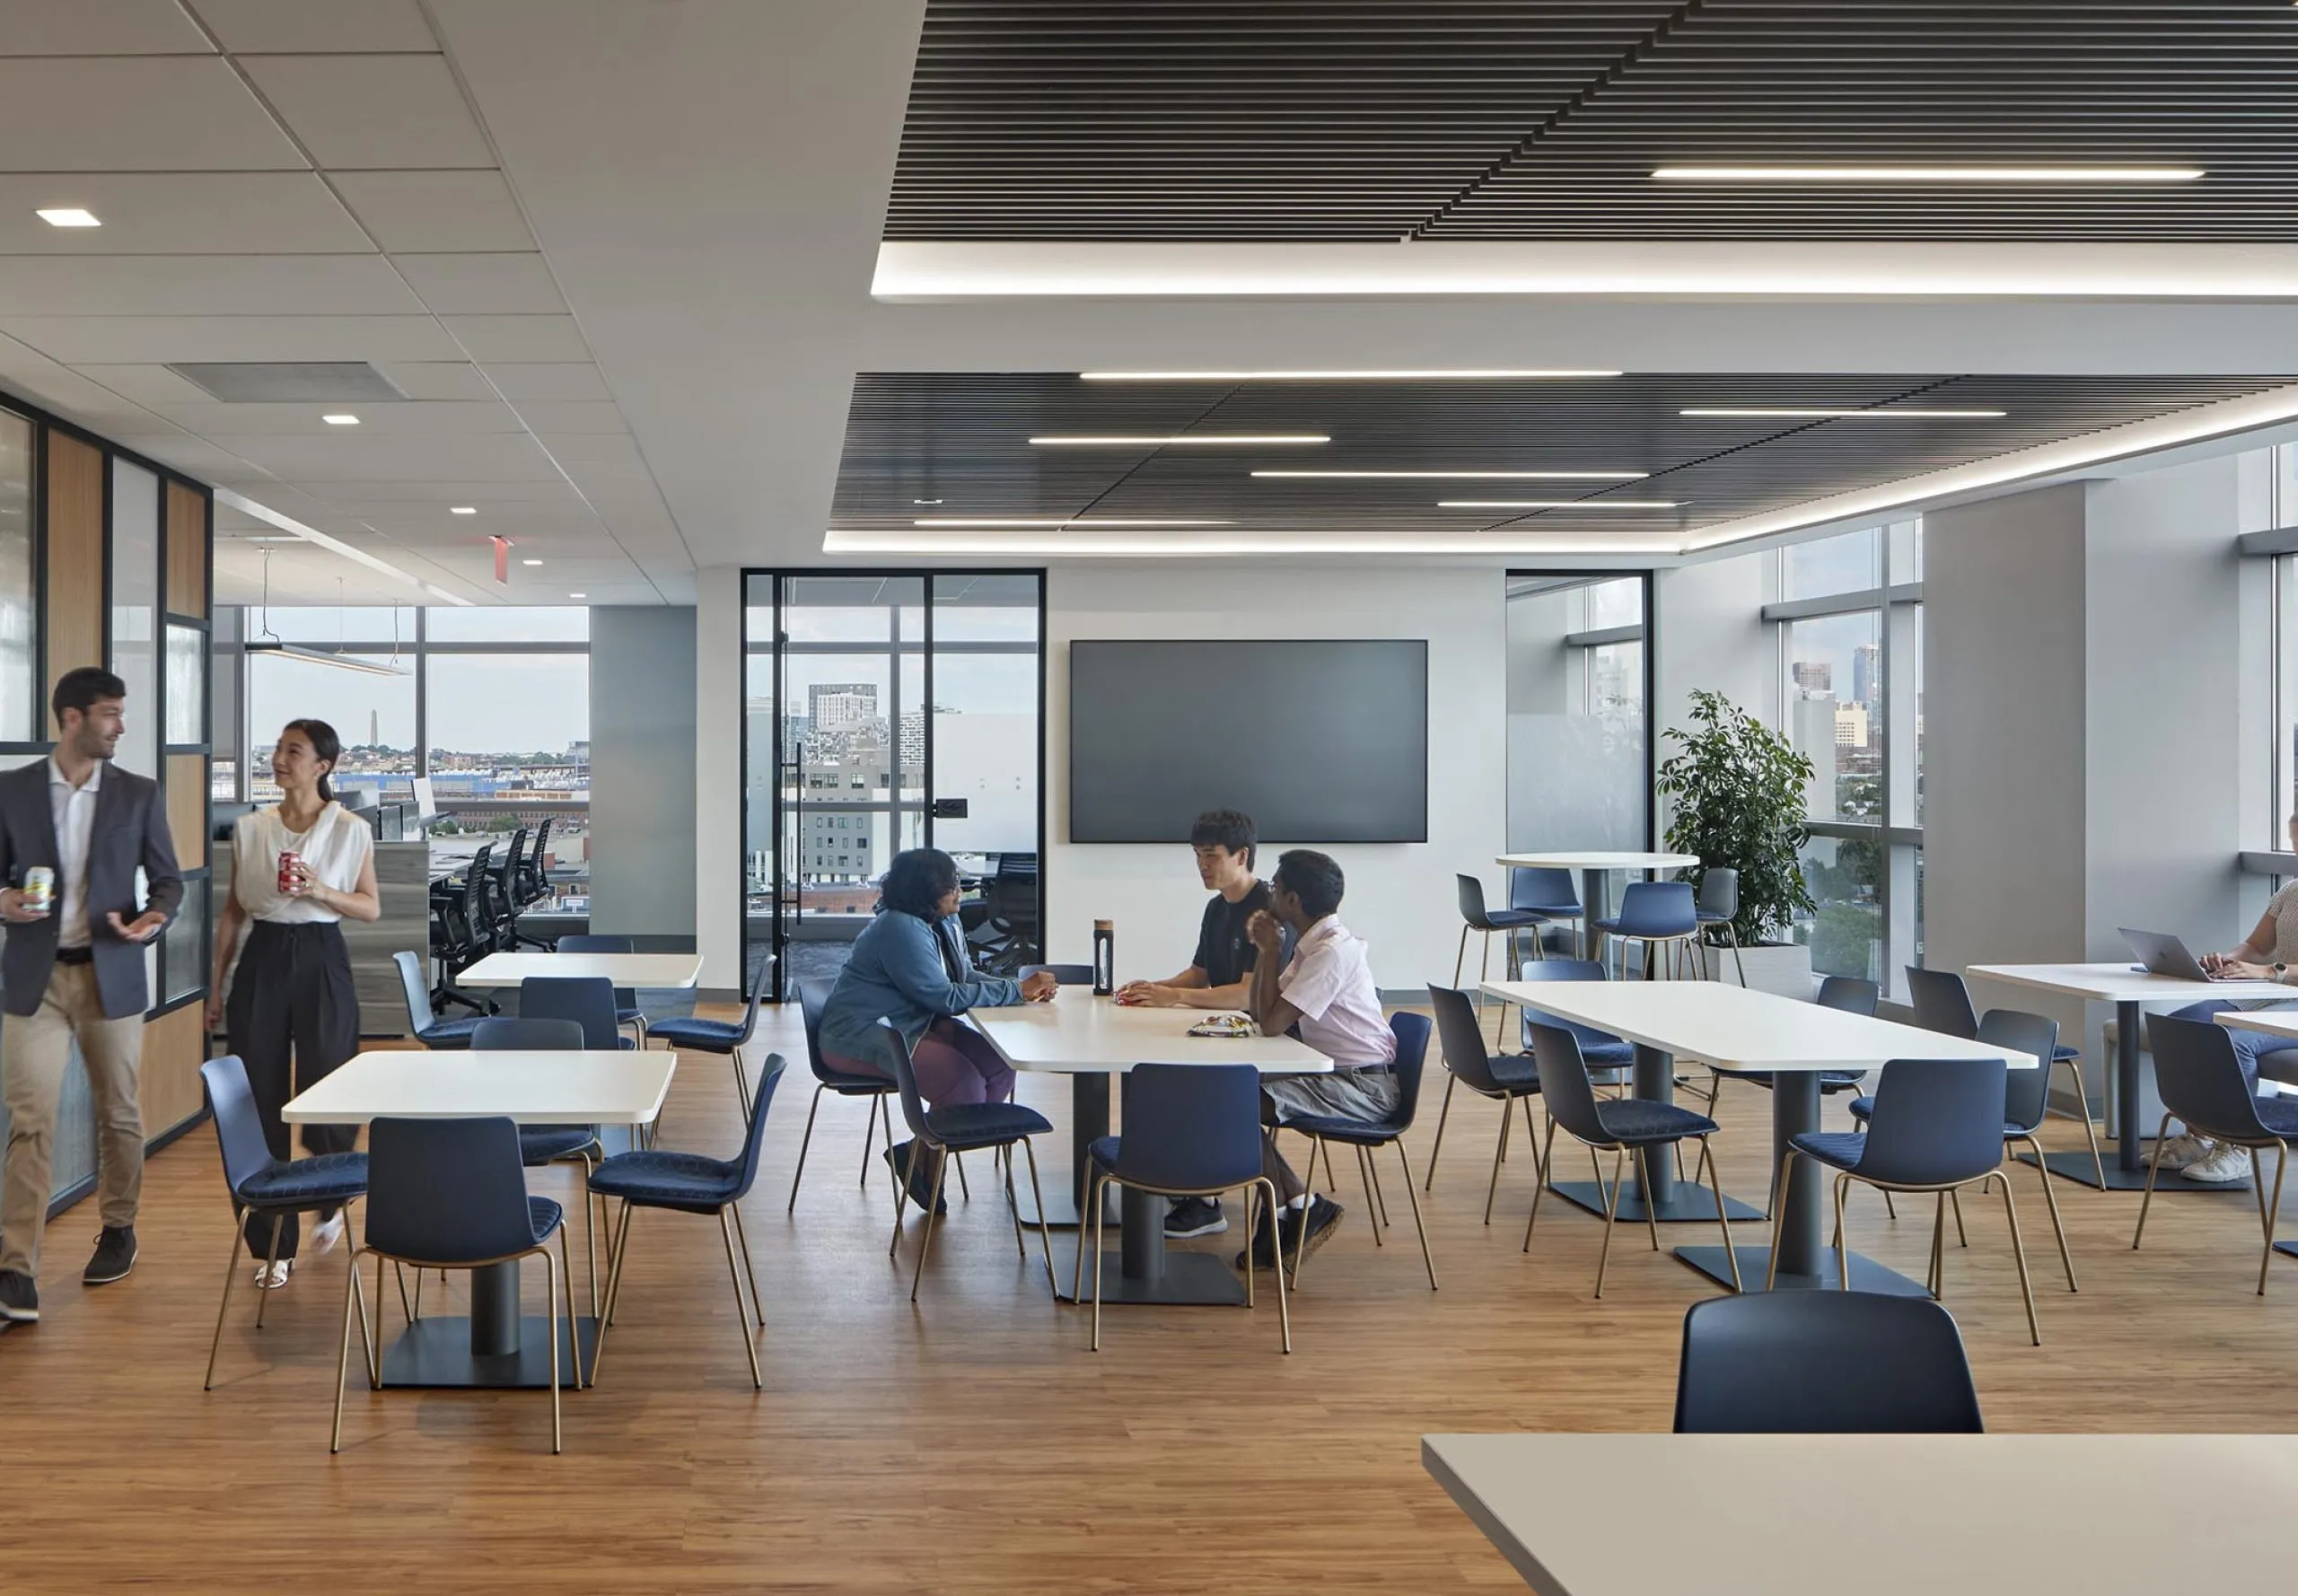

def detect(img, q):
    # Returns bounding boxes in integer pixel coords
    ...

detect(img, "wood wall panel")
[164,480,206,618]
[43,431,104,706]
[136,1001,206,1140]
[165,753,206,871]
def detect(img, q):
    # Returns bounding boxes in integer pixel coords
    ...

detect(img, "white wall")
[1653,551,1777,835]
[590,605,697,939]
[1044,563,1506,994]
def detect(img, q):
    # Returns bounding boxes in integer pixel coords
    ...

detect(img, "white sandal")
[251,1259,294,1291]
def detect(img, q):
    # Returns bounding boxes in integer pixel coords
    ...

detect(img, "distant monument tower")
[369,708,379,745]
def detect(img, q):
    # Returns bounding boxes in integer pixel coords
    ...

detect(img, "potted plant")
[1653,688,1818,996]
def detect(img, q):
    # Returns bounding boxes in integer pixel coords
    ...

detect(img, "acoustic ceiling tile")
[240,54,493,170]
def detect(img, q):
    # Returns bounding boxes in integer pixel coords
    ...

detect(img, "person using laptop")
[2162,823,2298,1180]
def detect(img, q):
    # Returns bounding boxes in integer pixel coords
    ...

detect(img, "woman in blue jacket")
[820,847,1055,1202]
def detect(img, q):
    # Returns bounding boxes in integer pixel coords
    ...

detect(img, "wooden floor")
[11,1003,2298,1593]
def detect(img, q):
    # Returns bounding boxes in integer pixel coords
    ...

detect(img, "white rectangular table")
[1496,852,1699,961]
[285,1048,677,1390]
[1482,979,2034,1293]
[1423,1433,2296,1596]
[1968,963,2285,1189]
[454,951,704,989]
[971,994,1329,1306]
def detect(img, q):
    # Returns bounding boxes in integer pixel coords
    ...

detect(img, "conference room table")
[1495,850,1699,961]
[1968,962,2286,1190]
[454,950,705,990]
[284,1047,677,1390]
[1479,978,2035,1293]
[970,994,1329,1306]
[1422,1432,2294,1596]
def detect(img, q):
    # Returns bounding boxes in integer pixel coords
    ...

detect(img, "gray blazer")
[0,759,183,1020]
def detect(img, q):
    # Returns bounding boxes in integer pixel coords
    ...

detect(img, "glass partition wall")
[1505,573,1653,853]
[742,571,1044,998]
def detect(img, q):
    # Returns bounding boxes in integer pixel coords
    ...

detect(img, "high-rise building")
[1834,704,1870,748]
[809,682,878,733]
[1791,661,1832,695]
[1852,642,1880,707]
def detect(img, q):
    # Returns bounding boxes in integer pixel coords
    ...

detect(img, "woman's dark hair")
[1273,848,1346,921]
[880,846,960,920]
[281,718,341,804]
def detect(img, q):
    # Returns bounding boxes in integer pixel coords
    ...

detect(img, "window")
[246,651,417,805]
[1506,574,1650,855]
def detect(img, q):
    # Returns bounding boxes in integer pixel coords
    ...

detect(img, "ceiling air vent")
[165,362,408,403]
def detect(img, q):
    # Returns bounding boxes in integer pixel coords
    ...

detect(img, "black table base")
[1051,1248,1253,1306]
[1673,1243,1934,1296]
[1548,1180,1765,1224]
[378,1314,597,1390]
[2016,1146,2256,1194]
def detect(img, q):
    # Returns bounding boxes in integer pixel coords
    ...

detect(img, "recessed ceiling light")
[568,592,586,599]
[1680,408,2006,419]
[1438,499,1681,510]
[1253,469,1648,481]
[1029,434,1329,446]
[321,414,359,425]
[912,517,1234,529]
[522,557,543,566]
[1079,369,1621,381]
[913,498,943,505]
[35,207,100,228]
[450,505,478,514]
[1653,165,2203,184]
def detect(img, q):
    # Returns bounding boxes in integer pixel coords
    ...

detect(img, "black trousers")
[226,919,358,1260]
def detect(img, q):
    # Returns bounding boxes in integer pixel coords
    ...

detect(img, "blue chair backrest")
[473,1016,584,1051]
[730,951,776,1047]
[1673,1293,1983,1433]
[394,950,435,1030]
[1986,1009,2061,1135]
[557,934,637,1010]
[798,978,834,1079]
[1111,1063,1264,1191]
[1817,975,1880,1016]
[1613,880,1696,938]
[1427,984,1507,1095]
[1455,873,1495,928]
[1384,1011,1432,1132]
[1510,866,1579,915]
[200,1055,278,1199]
[1528,1022,1609,1145]
[1696,868,1738,918]
[877,1019,935,1143]
[1513,958,1627,1056]
[2147,1014,2274,1141]
[1857,1057,2010,1186]
[1022,964,1094,985]
[519,975,622,1048]
[1906,966,1979,1039]
[365,1116,537,1263]
[727,1054,789,1200]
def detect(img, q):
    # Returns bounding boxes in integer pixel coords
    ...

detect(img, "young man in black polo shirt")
[1117,809,1271,1238]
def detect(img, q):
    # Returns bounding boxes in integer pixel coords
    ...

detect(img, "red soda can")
[277,849,301,894]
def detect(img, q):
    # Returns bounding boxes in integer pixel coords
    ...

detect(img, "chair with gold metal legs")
[1588,881,1701,982]
[473,1017,608,1315]
[1422,985,1546,1223]
[333,1116,580,1454]
[2136,1015,2298,1295]
[1522,1022,1741,1299]
[786,978,904,1212]
[1277,1012,1439,1290]
[1434,959,1635,1187]
[1907,965,2105,1188]
[198,1056,372,1390]
[1776,1055,2040,1346]
[588,1056,787,1390]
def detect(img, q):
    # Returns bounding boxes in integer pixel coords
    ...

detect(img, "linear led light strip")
[1439,499,1680,510]
[215,487,475,606]
[1682,408,2007,419]
[912,518,1232,528]
[1079,369,1621,381]
[1029,434,1329,445]
[1654,165,2204,183]
[827,528,1682,558]
[1254,469,1647,480]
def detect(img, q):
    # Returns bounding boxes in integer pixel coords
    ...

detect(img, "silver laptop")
[2120,928,2218,982]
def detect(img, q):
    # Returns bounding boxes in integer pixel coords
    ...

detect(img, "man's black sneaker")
[1294,1197,1343,1264]
[883,1143,947,1215]
[1233,1205,1285,1271]
[1165,1197,1227,1238]
[83,1226,136,1285]
[0,1268,38,1321]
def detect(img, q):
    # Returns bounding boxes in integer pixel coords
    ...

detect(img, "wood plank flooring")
[8,1003,2298,1594]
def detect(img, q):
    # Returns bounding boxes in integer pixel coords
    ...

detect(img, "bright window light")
[1680,408,2006,419]
[1438,499,1681,510]
[1653,165,2203,184]
[1079,369,1621,381]
[1253,469,1647,480]
[1029,434,1329,446]
[913,517,1234,528]
[35,207,100,228]
[450,505,478,514]
[322,414,360,425]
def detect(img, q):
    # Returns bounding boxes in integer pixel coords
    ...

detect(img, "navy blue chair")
[1673,1293,1984,1433]
[1717,975,1879,1112]
[1510,866,1583,959]
[199,1055,371,1390]
[473,1016,606,1313]
[1590,880,1699,981]
[334,1116,578,1454]
[1523,1022,1741,1295]
[1275,1012,1438,1288]
[1082,1063,1288,1352]
[1691,868,1747,986]
[878,1020,1057,1302]
[1455,873,1546,993]
[1908,965,2102,1187]
[2136,1015,2298,1294]
[1779,1055,2039,1344]
[785,978,902,1212]
[394,950,483,1048]
[518,975,636,1050]
[553,935,646,1044]
[645,951,776,1115]
[1507,959,1635,1081]
[588,1055,788,1390]
[1424,984,1545,1222]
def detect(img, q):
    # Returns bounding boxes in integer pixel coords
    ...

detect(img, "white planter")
[1705,939,1814,1000]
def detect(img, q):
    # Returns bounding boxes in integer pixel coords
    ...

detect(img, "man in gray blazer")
[0,667,180,1323]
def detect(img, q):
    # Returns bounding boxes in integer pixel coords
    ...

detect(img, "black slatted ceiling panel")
[889,1,2298,242]
[830,373,2295,540]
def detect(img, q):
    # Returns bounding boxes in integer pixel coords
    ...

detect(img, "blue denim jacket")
[818,909,1023,1065]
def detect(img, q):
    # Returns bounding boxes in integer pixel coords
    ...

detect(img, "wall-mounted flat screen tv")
[1067,639,1428,843]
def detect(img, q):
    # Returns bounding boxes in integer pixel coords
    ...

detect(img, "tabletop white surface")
[281,1048,677,1126]
[1967,961,2289,1004]
[1480,978,2037,1072]
[1495,851,1699,872]
[2214,1008,2298,1039]
[1423,1433,2295,1596]
[456,951,705,989]
[971,992,1331,1075]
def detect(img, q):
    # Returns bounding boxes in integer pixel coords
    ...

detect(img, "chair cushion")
[1481,908,1544,928]
[1790,1130,1872,1171]
[1580,1039,1635,1066]
[587,1148,741,1211]
[1695,908,1732,925]
[646,1015,743,1051]
[926,1100,1053,1151]
[1085,1134,1122,1171]
[519,1125,599,1165]
[1847,1095,1876,1121]
[528,1195,565,1242]
[616,1007,645,1027]
[2052,1045,2081,1064]
[415,1016,484,1050]
[1514,900,1579,917]
[1741,1069,1865,1091]
[1488,1055,1540,1091]
[1593,1099,1718,1144]
[1282,1112,1399,1146]
[238,1150,369,1208]
[817,1063,896,1094]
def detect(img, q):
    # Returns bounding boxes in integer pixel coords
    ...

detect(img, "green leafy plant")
[1654,689,1817,945]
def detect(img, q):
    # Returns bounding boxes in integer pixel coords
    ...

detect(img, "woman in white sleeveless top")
[208,719,380,1288]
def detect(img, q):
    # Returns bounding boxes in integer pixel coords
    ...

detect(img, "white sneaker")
[251,1259,294,1291]
[2182,1142,2255,1185]
[307,1214,346,1257]
[2149,1133,2207,1171]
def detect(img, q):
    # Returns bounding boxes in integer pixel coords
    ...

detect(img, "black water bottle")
[1092,919,1115,995]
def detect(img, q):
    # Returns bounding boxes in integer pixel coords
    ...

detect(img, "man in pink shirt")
[1238,849,1396,1268]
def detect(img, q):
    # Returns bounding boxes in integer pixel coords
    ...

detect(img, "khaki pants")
[0,963,145,1279]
